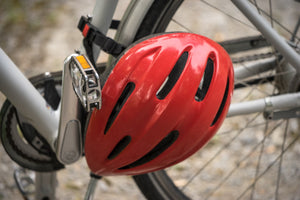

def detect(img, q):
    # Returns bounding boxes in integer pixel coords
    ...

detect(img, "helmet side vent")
[119,130,179,170]
[156,51,189,100]
[195,58,214,101]
[211,78,230,126]
[107,136,132,160]
[104,82,135,134]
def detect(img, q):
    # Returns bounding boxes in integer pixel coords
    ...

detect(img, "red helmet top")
[85,33,234,175]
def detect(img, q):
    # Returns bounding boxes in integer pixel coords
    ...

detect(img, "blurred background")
[0,1,144,199]
[0,0,299,199]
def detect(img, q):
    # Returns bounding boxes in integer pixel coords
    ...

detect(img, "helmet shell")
[85,33,234,175]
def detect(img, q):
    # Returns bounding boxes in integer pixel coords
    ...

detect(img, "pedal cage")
[69,54,101,112]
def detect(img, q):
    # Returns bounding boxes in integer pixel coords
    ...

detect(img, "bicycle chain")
[232,42,300,63]
[4,106,51,163]
[1,100,64,172]
[231,52,275,63]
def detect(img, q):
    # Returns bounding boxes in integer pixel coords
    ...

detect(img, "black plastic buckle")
[78,16,125,58]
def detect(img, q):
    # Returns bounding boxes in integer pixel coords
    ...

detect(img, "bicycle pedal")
[14,168,35,200]
[69,54,101,112]
[56,54,101,165]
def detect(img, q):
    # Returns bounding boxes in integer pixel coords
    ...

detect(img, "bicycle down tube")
[0,49,59,151]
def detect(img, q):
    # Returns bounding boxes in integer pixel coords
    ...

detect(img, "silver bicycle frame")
[229,0,300,117]
[232,0,300,71]
[0,0,119,152]
[6,0,300,159]
[0,1,119,199]
[114,0,300,118]
[0,0,299,199]
[0,49,59,151]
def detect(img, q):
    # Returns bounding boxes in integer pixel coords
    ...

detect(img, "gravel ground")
[0,0,299,200]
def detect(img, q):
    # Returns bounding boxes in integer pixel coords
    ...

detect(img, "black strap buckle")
[78,16,126,59]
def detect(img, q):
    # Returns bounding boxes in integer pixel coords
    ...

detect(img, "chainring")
[0,71,64,172]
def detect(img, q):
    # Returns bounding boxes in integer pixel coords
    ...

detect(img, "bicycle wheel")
[114,0,300,199]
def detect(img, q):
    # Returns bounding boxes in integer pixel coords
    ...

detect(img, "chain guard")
[0,72,64,172]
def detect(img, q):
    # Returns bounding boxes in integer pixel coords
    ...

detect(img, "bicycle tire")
[115,0,300,199]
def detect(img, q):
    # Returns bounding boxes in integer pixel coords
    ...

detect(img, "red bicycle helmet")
[85,33,234,176]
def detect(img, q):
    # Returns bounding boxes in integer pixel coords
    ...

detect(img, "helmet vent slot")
[211,78,229,126]
[107,136,132,160]
[104,82,135,134]
[156,51,189,100]
[195,58,214,101]
[119,130,179,170]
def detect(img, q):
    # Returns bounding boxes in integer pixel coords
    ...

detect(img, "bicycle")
[0,0,299,199]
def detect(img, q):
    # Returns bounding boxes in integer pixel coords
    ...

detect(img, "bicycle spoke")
[172,18,195,33]
[218,121,267,135]
[252,0,262,15]
[129,1,300,199]
[237,122,299,199]
[199,0,256,31]
[250,120,269,200]
[275,119,288,199]
[180,113,261,192]
[249,1,300,41]
[204,120,284,200]
[235,75,275,97]
[269,0,274,28]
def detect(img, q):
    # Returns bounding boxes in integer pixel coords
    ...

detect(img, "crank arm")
[56,54,101,165]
